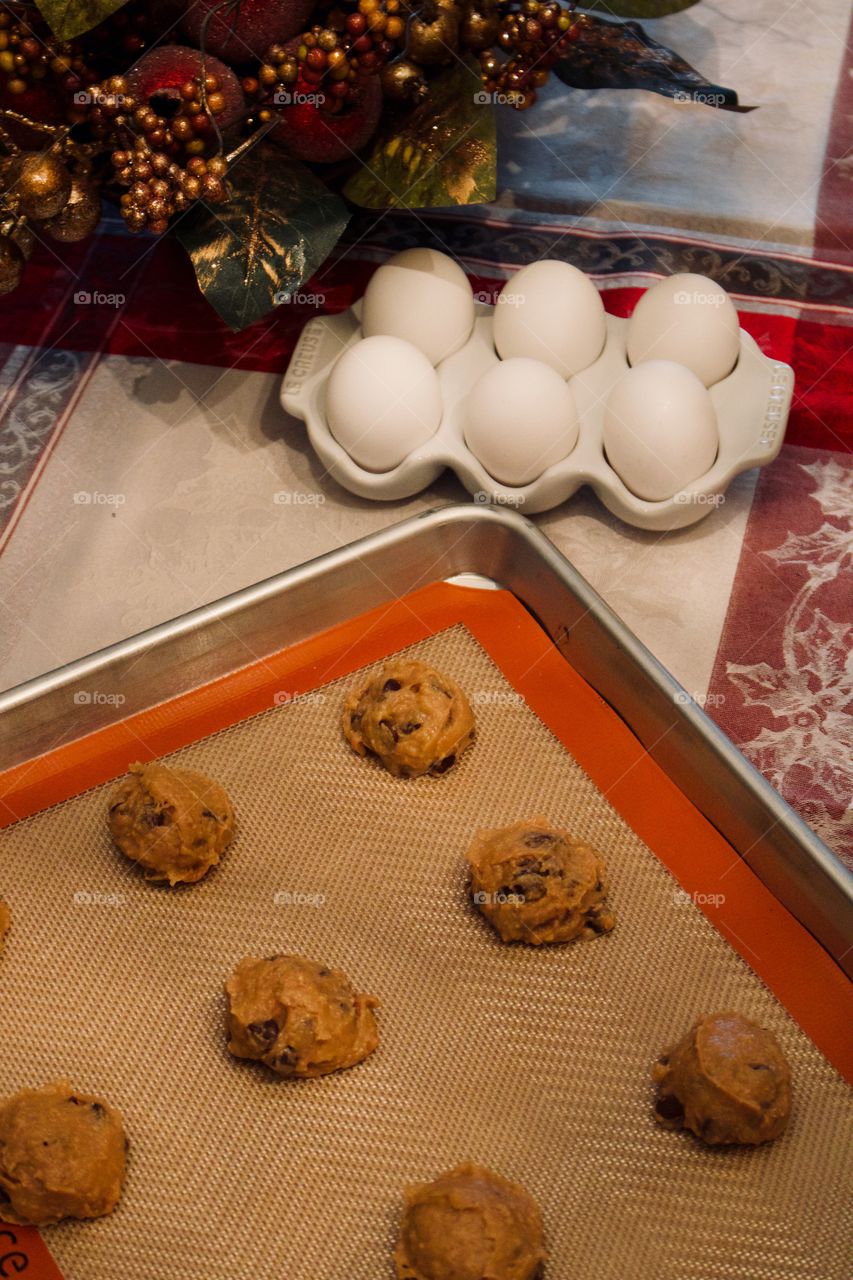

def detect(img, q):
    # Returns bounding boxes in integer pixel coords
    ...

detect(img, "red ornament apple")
[270,67,383,164]
[181,0,314,64]
[126,45,244,130]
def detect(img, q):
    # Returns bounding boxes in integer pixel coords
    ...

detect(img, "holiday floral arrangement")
[0,0,744,329]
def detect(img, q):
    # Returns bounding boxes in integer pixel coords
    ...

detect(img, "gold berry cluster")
[482,1,583,110]
[0,8,96,98]
[0,144,100,294]
[112,140,228,234]
[249,0,410,120]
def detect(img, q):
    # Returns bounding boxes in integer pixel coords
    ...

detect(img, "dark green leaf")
[34,0,130,41]
[344,59,496,210]
[555,14,754,111]
[580,0,699,16]
[177,142,350,333]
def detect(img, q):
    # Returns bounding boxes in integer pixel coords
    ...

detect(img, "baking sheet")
[0,624,850,1279]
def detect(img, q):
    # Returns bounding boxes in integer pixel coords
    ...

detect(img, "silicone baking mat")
[0,584,850,1280]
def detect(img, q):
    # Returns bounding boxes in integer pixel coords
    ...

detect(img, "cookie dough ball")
[343,659,475,778]
[0,1081,128,1225]
[0,900,9,955]
[395,1162,546,1280]
[108,761,234,885]
[652,1011,792,1146]
[225,954,380,1078]
[467,817,615,945]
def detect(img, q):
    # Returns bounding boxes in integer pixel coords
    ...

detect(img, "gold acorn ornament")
[406,0,461,66]
[380,58,429,104]
[42,172,101,242]
[7,149,72,219]
[0,234,24,294]
[460,0,500,52]
[6,217,34,259]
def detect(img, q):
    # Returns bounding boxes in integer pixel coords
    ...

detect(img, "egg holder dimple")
[280,300,794,531]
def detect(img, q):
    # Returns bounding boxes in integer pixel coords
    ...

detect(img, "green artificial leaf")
[580,0,699,16]
[555,13,753,110]
[177,142,350,332]
[35,0,130,41]
[345,59,496,210]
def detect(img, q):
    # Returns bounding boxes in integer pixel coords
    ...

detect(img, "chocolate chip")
[90,1102,105,1118]
[67,1095,82,1106]
[248,1019,278,1043]
[350,712,362,729]
[382,679,401,693]
[153,810,172,827]
[749,1062,771,1071]
[109,802,125,814]
[399,722,422,735]
[431,754,456,774]
[594,880,603,893]
[523,832,556,848]
[585,913,610,935]
[318,968,330,977]
[201,810,216,820]
[379,717,398,743]
[276,1046,299,1069]
[0,1186,10,1204]
[655,1093,685,1122]
[657,1055,670,1067]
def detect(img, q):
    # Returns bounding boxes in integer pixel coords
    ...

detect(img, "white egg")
[326,336,442,473]
[603,360,718,502]
[361,248,475,366]
[464,357,579,487]
[492,260,607,379]
[627,273,740,387]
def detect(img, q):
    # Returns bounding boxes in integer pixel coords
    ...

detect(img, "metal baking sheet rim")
[0,504,849,976]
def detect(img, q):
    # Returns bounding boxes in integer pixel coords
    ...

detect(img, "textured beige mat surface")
[0,625,850,1279]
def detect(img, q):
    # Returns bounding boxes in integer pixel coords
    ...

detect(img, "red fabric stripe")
[813,8,853,264]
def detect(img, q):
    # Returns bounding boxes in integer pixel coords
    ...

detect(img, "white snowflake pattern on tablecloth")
[726,458,853,858]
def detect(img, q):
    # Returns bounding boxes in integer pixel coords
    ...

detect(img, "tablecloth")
[0,0,850,865]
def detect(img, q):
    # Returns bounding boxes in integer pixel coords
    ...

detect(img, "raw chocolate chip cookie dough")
[109,761,234,885]
[467,817,615,944]
[225,954,380,1078]
[395,1162,546,1280]
[0,900,9,955]
[343,659,475,778]
[653,1011,792,1145]
[0,1080,128,1225]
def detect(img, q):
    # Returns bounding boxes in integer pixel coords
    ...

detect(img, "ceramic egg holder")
[281,298,794,531]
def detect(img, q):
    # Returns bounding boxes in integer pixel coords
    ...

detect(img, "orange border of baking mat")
[0,1224,65,1278]
[2,580,850,1100]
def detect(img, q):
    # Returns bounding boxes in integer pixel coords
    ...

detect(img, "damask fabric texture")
[0,1,851,862]
[0,629,850,1280]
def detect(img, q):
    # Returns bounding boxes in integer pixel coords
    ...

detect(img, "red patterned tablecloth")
[0,1,850,866]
